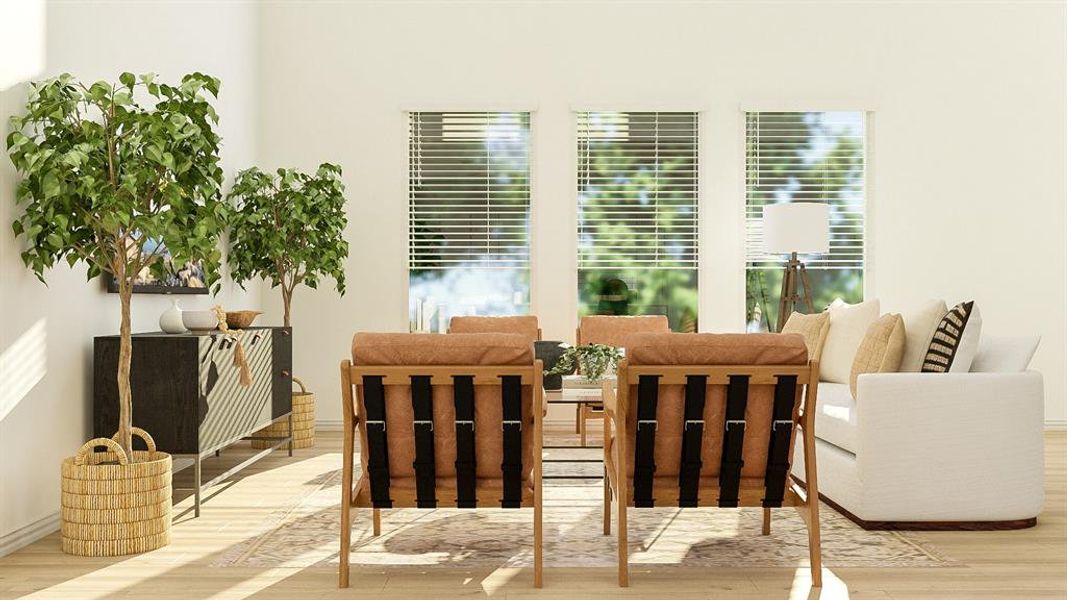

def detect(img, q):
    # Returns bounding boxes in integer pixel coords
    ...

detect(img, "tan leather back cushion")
[624,333,808,479]
[351,333,534,482]
[578,315,669,347]
[449,315,540,344]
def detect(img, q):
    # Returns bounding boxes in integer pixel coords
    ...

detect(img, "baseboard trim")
[794,479,1038,531]
[0,511,59,557]
[316,420,343,432]
[1045,420,1067,431]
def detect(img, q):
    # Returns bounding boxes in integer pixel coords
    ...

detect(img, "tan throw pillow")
[781,311,831,362]
[820,298,881,383]
[850,313,906,398]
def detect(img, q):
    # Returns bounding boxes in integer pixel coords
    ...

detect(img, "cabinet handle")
[250,334,262,345]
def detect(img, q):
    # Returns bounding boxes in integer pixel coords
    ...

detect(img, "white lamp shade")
[762,203,830,254]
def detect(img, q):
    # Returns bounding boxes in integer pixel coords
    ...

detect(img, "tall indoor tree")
[226,164,348,327]
[6,72,225,457]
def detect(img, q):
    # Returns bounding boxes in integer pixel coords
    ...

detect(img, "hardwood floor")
[1,429,1065,599]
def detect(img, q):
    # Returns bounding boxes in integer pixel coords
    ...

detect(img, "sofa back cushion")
[970,335,1040,373]
[820,299,881,383]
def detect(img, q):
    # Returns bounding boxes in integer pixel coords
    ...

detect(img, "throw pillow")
[899,299,949,372]
[781,311,831,362]
[970,335,1039,373]
[819,298,881,383]
[921,301,982,372]
[850,313,906,398]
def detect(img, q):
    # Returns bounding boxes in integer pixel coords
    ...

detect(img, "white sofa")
[792,339,1045,528]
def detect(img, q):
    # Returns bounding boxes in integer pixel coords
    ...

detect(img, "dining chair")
[448,315,542,344]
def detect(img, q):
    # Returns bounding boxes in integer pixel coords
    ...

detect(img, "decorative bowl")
[182,310,220,332]
[225,310,262,329]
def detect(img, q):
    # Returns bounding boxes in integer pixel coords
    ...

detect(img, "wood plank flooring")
[1,429,1064,599]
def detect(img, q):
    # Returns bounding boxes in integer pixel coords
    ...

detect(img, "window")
[576,111,699,332]
[408,111,531,332]
[745,111,866,331]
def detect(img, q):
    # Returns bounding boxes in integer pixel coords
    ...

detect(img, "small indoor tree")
[6,73,225,457]
[226,164,348,327]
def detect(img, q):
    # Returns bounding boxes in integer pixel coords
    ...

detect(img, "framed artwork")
[107,238,210,294]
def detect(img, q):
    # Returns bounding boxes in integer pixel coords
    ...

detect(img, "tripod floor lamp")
[762,202,830,332]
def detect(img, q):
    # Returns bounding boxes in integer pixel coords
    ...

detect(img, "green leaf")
[119,72,135,88]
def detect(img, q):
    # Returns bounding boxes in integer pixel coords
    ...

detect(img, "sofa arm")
[853,371,1044,520]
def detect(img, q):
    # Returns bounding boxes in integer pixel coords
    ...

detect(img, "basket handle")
[293,376,307,394]
[110,427,158,454]
[74,438,129,466]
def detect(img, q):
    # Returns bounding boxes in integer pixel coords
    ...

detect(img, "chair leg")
[579,407,587,447]
[339,505,352,588]
[603,468,612,535]
[807,501,822,587]
[575,404,581,433]
[534,490,543,588]
[762,508,771,535]
[372,508,381,537]
[617,496,628,587]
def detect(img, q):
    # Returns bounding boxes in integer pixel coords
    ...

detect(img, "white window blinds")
[577,111,699,269]
[408,111,531,270]
[745,111,866,270]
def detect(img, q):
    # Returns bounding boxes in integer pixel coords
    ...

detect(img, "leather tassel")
[233,337,253,387]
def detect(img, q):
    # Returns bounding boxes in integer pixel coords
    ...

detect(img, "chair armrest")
[601,381,617,417]
[854,371,1044,509]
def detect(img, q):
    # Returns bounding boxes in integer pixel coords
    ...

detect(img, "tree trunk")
[116,279,134,460]
[281,285,292,328]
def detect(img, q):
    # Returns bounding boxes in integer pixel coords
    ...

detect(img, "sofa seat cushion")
[813,382,858,455]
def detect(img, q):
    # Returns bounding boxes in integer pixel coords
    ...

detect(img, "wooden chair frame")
[339,361,545,588]
[601,359,823,587]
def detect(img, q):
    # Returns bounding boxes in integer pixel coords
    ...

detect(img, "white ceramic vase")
[159,298,187,334]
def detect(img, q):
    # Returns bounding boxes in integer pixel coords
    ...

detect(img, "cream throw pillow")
[781,311,831,362]
[850,313,906,398]
[899,299,949,372]
[820,298,881,383]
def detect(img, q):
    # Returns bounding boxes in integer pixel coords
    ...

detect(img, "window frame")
[738,107,873,318]
[402,108,539,329]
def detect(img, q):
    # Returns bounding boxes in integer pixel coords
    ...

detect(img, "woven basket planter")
[252,377,315,449]
[60,427,172,557]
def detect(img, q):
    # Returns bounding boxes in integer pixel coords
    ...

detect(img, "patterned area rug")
[212,460,953,569]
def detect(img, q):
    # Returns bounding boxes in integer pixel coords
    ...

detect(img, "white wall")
[257,1,1066,427]
[0,0,260,547]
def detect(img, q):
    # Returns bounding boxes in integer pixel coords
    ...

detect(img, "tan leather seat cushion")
[350,333,535,484]
[620,333,808,480]
[578,315,669,347]
[449,315,540,344]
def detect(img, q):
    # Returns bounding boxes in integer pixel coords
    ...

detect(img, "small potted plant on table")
[547,343,623,384]
[7,72,225,555]
[225,164,349,449]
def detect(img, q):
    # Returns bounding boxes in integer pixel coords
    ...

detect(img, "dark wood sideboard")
[94,326,293,515]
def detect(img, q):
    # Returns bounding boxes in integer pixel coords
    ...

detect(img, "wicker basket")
[60,428,172,556]
[252,377,315,449]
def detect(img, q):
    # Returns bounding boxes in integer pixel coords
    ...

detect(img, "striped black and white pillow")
[921,301,977,373]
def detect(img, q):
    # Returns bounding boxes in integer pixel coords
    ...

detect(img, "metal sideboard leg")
[194,454,202,518]
[288,413,294,457]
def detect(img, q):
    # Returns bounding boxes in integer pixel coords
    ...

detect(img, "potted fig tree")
[6,72,226,555]
[226,164,348,448]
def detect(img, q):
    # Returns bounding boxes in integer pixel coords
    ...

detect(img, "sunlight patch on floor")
[789,567,849,599]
